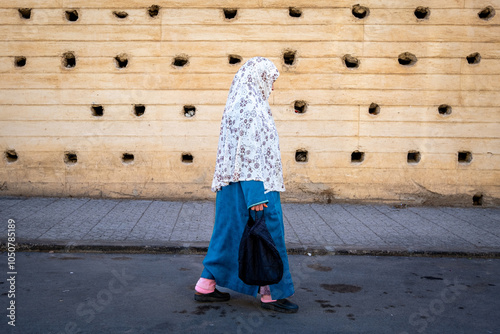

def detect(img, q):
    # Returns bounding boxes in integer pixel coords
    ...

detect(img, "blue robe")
[201,180,295,300]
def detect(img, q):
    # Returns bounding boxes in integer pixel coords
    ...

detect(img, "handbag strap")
[248,208,265,223]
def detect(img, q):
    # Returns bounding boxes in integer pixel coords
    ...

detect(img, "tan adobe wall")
[1,0,499,206]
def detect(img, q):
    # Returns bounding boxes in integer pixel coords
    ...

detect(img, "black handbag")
[238,209,283,286]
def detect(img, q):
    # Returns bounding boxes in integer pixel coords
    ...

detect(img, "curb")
[2,239,500,259]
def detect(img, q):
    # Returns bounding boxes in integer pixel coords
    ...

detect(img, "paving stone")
[39,199,121,240]
[1,196,499,255]
[128,201,183,241]
[83,200,152,241]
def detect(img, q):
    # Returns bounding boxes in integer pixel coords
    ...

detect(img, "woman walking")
[194,57,298,313]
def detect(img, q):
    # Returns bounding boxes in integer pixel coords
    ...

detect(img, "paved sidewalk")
[0,196,499,257]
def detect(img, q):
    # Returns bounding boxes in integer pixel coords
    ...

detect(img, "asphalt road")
[1,252,499,334]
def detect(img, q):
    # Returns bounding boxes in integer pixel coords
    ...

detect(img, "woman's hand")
[250,203,268,211]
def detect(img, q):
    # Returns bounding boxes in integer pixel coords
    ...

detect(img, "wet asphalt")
[1,252,499,334]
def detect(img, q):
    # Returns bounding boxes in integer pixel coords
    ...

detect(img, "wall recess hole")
[122,153,134,164]
[184,105,196,117]
[172,55,189,67]
[223,8,237,20]
[438,104,452,116]
[15,56,26,67]
[134,104,145,117]
[283,50,296,66]
[458,151,473,164]
[478,6,495,21]
[182,153,194,164]
[466,52,481,65]
[398,52,418,66]
[473,193,483,206]
[114,53,129,68]
[62,52,76,68]
[294,100,307,114]
[295,150,308,163]
[352,4,370,19]
[91,105,104,117]
[414,6,430,20]
[65,9,79,22]
[148,5,160,18]
[113,11,128,19]
[343,54,360,69]
[228,54,242,65]
[351,151,365,163]
[407,151,421,164]
[289,7,302,17]
[368,102,380,115]
[64,151,78,165]
[5,150,18,163]
[18,8,31,19]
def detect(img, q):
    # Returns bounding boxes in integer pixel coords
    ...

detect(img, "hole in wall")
[407,151,421,164]
[15,56,26,67]
[182,153,194,163]
[352,4,370,19]
[134,104,145,117]
[65,9,79,22]
[113,11,129,19]
[351,151,364,163]
[223,8,237,20]
[184,105,196,117]
[458,151,473,164]
[5,150,18,163]
[122,153,134,164]
[148,5,160,18]
[64,151,78,165]
[114,53,129,68]
[438,104,452,116]
[62,52,76,68]
[398,52,418,66]
[289,7,302,17]
[91,105,104,117]
[172,55,189,67]
[478,6,496,21]
[414,6,430,20]
[473,193,483,206]
[18,8,31,19]
[294,100,307,114]
[283,50,296,66]
[228,54,242,65]
[466,52,481,65]
[295,150,308,163]
[343,54,360,69]
[368,103,380,115]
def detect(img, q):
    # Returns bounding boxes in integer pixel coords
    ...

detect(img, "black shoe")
[261,299,299,313]
[194,288,230,302]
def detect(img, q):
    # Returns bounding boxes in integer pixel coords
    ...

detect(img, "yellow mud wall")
[0,0,499,206]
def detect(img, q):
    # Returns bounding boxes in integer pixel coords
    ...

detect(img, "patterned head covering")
[211,57,285,193]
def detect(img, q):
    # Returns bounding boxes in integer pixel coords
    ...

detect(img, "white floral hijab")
[211,57,285,193]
